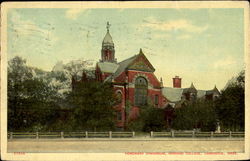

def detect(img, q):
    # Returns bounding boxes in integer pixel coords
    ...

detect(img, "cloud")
[8,10,58,56]
[151,33,171,39]
[177,34,191,39]
[213,56,237,69]
[10,11,44,35]
[65,8,88,20]
[141,17,208,33]
[9,10,57,39]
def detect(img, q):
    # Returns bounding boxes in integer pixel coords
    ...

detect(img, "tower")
[101,22,116,63]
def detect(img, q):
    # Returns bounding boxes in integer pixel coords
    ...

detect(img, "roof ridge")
[113,54,138,78]
[118,54,138,64]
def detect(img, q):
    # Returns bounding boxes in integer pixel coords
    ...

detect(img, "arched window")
[135,77,148,106]
[116,91,122,104]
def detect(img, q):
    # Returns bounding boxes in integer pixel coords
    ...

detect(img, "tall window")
[154,94,159,106]
[116,91,122,104]
[135,77,148,106]
[117,111,122,121]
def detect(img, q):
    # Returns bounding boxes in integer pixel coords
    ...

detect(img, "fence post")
[132,131,135,138]
[85,131,88,138]
[192,130,195,138]
[36,132,39,139]
[229,131,232,138]
[61,132,64,139]
[171,131,175,138]
[150,131,153,138]
[211,131,214,138]
[109,131,112,138]
[10,132,13,139]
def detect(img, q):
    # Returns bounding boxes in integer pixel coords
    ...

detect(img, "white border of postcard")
[1,1,249,160]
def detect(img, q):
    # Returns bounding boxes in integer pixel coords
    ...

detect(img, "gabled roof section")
[206,85,220,95]
[162,87,184,102]
[127,49,155,72]
[213,85,220,94]
[97,62,119,74]
[113,55,138,78]
[183,83,197,93]
[197,90,207,98]
[113,49,156,78]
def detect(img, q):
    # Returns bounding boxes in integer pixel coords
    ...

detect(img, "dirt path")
[8,138,244,153]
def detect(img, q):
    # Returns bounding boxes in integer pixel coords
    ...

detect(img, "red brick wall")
[127,71,161,87]
[113,70,169,127]
[114,71,127,83]
[114,70,168,122]
[147,89,166,107]
[102,72,111,81]
[114,86,126,127]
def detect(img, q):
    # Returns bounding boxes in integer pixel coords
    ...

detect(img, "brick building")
[95,22,168,128]
[163,76,220,108]
[74,22,220,129]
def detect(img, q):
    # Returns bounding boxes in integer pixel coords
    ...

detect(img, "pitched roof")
[197,90,207,98]
[113,55,138,78]
[206,87,220,95]
[162,87,184,102]
[113,49,155,78]
[102,31,114,46]
[97,62,119,74]
[127,49,155,72]
[163,86,220,103]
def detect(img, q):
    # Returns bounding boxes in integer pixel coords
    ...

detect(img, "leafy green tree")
[8,56,60,131]
[142,107,166,132]
[215,70,245,131]
[127,105,166,132]
[172,100,217,131]
[66,81,118,131]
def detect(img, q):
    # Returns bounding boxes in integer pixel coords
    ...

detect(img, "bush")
[172,100,217,131]
[127,105,166,132]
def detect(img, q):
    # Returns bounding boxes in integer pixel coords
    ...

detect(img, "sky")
[7,8,245,90]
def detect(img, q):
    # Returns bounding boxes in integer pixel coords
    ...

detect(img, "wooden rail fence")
[8,131,135,139]
[150,131,245,138]
[7,131,244,139]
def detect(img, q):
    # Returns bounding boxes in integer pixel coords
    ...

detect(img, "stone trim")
[115,89,123,94]
[127,69,153,74]
[132,73,153,87]
[128,83,156,90]
[113,85,124,88]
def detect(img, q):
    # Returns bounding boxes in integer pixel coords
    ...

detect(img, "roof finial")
[139,48,143,54]
[106,21,111,32]
[160,77,163,88]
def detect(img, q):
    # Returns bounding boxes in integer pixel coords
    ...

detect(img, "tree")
[8,56,60,131]
[64,59,93,78]
[172,100,217,131]
[127,105,166,132]
[66,81,118,131]
[215,70,245,131]
[142,107,166,132]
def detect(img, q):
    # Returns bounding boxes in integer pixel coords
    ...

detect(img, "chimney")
[173,76,181,88]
